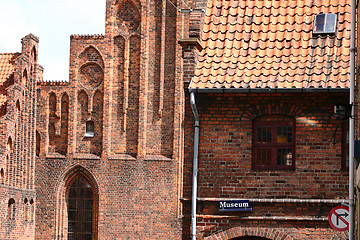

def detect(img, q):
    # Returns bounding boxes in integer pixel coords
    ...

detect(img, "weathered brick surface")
[182,92,349,239]
[2,0,357,239]
[0,34,40,240]
[35,0,183,239]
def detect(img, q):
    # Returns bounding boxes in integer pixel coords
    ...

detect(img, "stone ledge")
[144,155,172,161]
[181,197,349,204]
[46,154,66,159]
[108,154,136,161]
[73,153,100,160]
[196,214,328,222]
[196,215,328,221]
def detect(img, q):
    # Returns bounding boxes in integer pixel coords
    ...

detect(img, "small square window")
[313,13,337,34]
[85,121,94,138]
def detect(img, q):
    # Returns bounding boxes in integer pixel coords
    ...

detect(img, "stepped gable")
[0,53,20,112]
[190,0,351,90]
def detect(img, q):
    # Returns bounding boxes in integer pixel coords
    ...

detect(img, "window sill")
[252,166,295,171]
[73,153,100,160]
[46,153,66,159]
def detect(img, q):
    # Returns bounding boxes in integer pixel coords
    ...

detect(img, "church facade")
[35,0,187,239]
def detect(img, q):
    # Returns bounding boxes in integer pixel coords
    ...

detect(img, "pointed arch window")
[68,176,95,240]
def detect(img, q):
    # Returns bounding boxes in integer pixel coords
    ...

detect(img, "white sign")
[328,205,349,231]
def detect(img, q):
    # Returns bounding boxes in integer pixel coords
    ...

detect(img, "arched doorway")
[56,166,99,240]
[67,175,96,240]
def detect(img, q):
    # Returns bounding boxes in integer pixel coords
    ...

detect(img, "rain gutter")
[189,88,349,94]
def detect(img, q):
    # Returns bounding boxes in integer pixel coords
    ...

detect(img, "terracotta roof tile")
[191,0,350,90]
[0,53,20,111]
[0,53,18,85]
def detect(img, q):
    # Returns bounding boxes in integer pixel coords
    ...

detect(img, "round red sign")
[328,205,349,231]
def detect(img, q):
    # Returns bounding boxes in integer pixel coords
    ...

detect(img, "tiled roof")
[0,53,20,112]
[190,0,351,90]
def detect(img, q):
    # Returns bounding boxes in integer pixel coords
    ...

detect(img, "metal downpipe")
[190,92,200,240]
[349,0,356,238]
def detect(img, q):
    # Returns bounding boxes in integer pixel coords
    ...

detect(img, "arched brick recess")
[55,165,99,240]
[78,46,104,69]
[91,90,103,156]
[127,35,140,156]
[59,93,69,155]
[30,46,37,63]
[48,92,59,153]
[77,90,90,154]
[36,131,41,157]
[204,227,293,240]
[78,46,105,91]
[22,69,27,87]
[111,35,125,154]
[13,99,22,187]
[4,137,12,185]
[116,0,141,33]
[46,92,69,155]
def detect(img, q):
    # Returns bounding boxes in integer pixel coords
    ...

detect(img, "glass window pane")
[277,126,292,143]
[85,121,95,137]
[325,14,336,32]
[315,14,325,32]
[255,148,271,166]
[277,148,293,166]
[257,126,272,143]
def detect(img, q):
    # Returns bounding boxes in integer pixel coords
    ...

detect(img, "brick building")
[0,0,357,239]
[34,0,186,239]
[0,34,42,240]
[182,0,352,239]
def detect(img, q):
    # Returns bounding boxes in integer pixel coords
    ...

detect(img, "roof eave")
[189,88,350,93]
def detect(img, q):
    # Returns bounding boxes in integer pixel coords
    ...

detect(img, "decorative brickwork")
[0,34,41,240]
[35,0,183,239]
[116,0,141,33]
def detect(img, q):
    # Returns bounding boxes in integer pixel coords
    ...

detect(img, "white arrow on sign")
[328,205,349,231]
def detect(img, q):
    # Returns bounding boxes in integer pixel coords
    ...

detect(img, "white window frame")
[313,13,337,34]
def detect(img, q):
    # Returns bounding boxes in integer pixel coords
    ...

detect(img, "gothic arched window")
[67,176,95,240]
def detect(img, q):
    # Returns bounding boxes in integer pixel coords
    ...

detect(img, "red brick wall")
[35,0,183,239]
[183,92,349,239]
[0,34,40,240]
